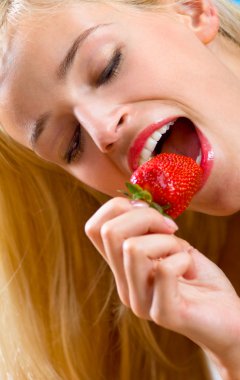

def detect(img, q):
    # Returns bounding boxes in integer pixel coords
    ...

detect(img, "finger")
[143,234,196,279]
[190,249,234,287]
[150,251,194,329]
[133,233,191,260]
[85,197,178,257]
[85,199,178,307]
[101,207,179,260]
[122,234,192,318]
[85,197,135,255]
[122,238,154,319]
[100,211,179,304]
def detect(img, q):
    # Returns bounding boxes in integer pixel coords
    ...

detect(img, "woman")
[0,0,240,379]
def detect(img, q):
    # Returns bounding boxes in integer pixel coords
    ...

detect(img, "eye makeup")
[64,124,83,164]
[64,47,123,164]
[95,48,123,87]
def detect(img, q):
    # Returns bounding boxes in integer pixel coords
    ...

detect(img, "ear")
[174,0,219,44]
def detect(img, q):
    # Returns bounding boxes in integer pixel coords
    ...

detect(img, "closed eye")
[96,48,122,87]
[64,124,83,164]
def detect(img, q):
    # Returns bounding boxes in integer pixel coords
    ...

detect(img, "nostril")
[106,142,114,151]
[104,112,127,151]
[119,115,125,125]
[118,113,127,128]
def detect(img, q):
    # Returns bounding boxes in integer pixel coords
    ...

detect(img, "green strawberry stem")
[119,182,172,219]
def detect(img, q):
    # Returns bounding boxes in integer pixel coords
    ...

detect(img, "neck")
[218,212,240,294]
[209,34,240,81]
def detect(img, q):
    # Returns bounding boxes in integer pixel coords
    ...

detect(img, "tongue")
[161,118,201,160]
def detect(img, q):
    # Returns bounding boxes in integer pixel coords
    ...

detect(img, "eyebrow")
[57,23,110,80]
[30,112,51,148]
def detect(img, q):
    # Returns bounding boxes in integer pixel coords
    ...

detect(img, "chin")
[189,203,240,217]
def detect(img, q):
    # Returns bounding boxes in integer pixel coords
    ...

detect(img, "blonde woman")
[0,0,240,379]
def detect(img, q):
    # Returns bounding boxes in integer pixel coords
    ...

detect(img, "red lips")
[127,117,214,187]
[128,118,177,171]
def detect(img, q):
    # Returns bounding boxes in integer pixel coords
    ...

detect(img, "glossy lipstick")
[128,118,214,188]
[128,118,177,172]
[195,128,214,187]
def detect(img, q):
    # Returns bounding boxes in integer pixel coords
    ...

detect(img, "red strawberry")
[127,153,203,219]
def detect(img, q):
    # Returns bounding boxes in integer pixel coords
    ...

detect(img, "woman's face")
[1,1,240,215]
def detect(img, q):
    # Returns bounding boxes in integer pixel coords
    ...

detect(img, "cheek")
[69,147,127,196]
[126,19,212,102]
[121,43,187,102]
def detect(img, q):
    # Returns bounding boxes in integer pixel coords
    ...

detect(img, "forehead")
[1,1,127,85]
[0,2,127,143]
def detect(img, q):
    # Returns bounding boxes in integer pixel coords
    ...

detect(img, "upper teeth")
[139,121,175,166]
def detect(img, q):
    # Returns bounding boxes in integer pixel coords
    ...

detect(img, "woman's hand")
[85,197,240,379]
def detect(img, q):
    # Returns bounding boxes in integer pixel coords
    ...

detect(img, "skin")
[1,1,240,378]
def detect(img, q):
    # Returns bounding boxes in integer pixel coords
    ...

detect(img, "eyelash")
[96,48,123,86]
[64,124,82,164]
[64,49,123,164]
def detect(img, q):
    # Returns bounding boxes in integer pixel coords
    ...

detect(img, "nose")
[73,101,128,153]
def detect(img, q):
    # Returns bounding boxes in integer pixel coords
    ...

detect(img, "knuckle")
[131,303,148,320]
[149,306,163,325]
[169,235,183,250]
[150,304,172,327]
[100,221,113,241]
[150,295,184,330]
[164,235,188,253]
[122,238,139,269]
[158,262,173,276]
[176,237,192,251]
[182,250,192,264]
[116,286,130,307]
[84,218,96,238]
[109,196,132,212]
[122,238,137,256]
[85,197,131,238]
[119,293,129,307]
[155,259,174,277]
[100,219,123,245]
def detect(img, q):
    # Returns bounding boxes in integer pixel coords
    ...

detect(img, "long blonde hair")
[0,1,239,379]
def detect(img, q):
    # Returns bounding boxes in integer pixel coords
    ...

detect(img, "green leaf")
[150,202,165,214]
[125,182,152,202]
[140,190,152,203]
[161,204,171,211]
[117,190,130,197]
[118,183,173,220]
[150,202,172,218]
[125,182,143,195]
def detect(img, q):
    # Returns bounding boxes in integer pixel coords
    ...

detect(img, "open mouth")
[138,117,202,167]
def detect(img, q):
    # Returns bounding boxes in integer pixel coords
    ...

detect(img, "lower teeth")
[196,150,202,165]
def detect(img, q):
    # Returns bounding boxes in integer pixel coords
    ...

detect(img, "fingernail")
[130,200,149,208]
[163,216,178,231]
